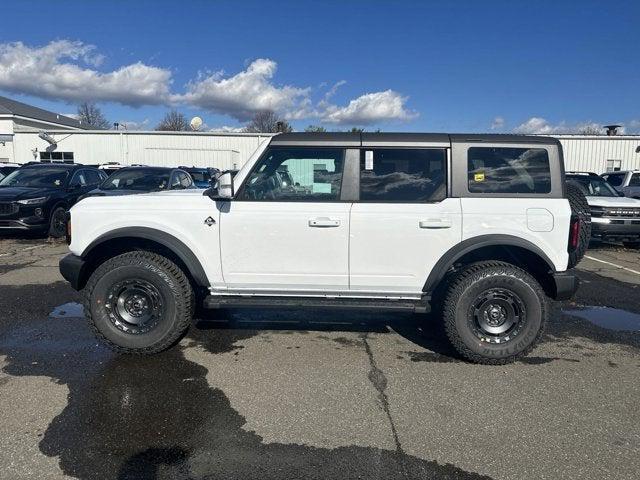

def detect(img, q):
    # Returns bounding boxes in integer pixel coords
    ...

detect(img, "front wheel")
[83,251,194,354]
[442,261,548,364]
[48,206,67,238]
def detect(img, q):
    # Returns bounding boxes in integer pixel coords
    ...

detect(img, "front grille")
[0,202,18,216]
[590,206,640,218]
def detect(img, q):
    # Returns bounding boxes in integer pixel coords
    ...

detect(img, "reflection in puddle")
[50,302,84,318]
[564,306,640,331]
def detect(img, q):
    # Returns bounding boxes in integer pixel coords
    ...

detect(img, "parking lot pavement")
[0,238,639,480]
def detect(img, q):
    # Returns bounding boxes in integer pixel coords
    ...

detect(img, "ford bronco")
[59,133,587,364]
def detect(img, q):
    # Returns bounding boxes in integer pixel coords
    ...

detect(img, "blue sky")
[1,0,638,133]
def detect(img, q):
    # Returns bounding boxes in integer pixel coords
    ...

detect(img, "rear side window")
[467,147,551,194]
[603,173,625,187]
[360,148,446,202]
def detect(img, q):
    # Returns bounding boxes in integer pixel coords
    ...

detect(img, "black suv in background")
[0,163,106,237]
[84,166,195,197]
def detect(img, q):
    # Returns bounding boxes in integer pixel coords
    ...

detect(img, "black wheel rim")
[51,209,66,235]
[467,288,526,344]
[104,279,164,334]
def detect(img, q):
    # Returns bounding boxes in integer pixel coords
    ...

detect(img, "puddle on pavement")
[50,302,84,318]
[564,306,640,331]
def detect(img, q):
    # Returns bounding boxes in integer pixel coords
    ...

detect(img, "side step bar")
[203,295,430,313]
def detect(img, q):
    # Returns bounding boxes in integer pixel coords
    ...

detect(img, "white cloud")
[178,59,310,121]
[512,117,640,135]
[118,119,150,130]
[0,40,419,126]
[490,116,505,130]
[319,90,418,125]
[0,40,172,106]
[208,125,247,133]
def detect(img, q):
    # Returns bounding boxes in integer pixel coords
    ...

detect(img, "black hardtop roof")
[270,132,560,146]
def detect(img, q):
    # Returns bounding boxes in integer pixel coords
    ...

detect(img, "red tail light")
[569,215,580,250]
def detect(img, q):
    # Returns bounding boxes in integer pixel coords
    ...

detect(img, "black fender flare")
[82,227,209,287]
[423,234,556,292]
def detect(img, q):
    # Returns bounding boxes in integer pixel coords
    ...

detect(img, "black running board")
[203,295,430,313]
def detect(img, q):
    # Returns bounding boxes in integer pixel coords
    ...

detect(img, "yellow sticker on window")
[474,172,485,182]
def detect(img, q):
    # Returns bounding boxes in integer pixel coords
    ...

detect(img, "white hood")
[586,195,640,208]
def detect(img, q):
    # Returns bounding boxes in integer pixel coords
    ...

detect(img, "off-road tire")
[566,182,591,268]
[48,206,67,238]
[442,261,548,365]
[83,251,194,354]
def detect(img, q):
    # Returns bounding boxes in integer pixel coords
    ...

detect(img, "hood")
[0,186,59,201]
[586,196,640,208]
[140,189,205,197]
[85,188,152,197]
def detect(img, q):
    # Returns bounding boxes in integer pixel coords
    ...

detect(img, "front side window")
[360,148,446,202]
[567,176,618,197]
[239,148,344,201]
[629,173,640,186]
[468,147,551,194]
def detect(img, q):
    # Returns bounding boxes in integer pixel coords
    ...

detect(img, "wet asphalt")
[0,237,639,480]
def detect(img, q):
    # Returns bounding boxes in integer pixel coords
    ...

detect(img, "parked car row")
[0,161,222,237]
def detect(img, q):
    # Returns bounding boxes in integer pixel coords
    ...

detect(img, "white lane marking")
[584,255,640,276]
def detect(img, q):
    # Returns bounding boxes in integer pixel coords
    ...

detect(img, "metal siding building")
[554,135,640,173]
[10,130,274,171]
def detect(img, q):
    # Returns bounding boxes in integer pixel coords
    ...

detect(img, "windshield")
[100,169,171,191]
[568,176,619,197]
[187,170,211,187]
[0,167,69,188]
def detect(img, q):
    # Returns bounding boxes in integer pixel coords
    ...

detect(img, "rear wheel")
[84,251,194,354]
[566,182,591,268]
[442,261,548,364]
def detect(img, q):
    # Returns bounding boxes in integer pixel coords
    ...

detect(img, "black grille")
[0,202,18,215]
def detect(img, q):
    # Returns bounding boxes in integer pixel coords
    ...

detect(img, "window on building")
[239,147,344,201]
[359,148,446,202]
[467,147,551,194]
[40,151,74,163]
[606,159,622,172]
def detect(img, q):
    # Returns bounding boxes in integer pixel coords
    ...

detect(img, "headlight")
[17,196,48,205]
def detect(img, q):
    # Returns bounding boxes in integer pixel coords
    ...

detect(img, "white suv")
[60,133,585,364]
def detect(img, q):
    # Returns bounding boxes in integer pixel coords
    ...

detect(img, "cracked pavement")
[0,237,639,479]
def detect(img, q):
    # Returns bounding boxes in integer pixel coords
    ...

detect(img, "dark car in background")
[84,166,195,197]
[0,163,106,237]
[179,166,220,188]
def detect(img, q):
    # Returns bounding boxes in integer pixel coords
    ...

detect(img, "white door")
[219,146,350,292]
[349,148,462,294]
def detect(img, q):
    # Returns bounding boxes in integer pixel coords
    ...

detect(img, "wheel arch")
[78,227,209,291]
[423,235,557,297]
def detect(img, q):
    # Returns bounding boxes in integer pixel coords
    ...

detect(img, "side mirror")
[204,171,234,200]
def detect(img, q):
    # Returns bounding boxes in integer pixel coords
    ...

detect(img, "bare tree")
[245,110,293,133]
[156,110,189,131]
[304,125,327,132]
[77,102,110,129]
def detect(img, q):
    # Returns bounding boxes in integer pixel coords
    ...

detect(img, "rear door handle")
[419,218,452,229]
[309,217,341,228]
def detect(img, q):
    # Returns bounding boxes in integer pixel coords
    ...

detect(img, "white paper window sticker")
[365,150,374,170]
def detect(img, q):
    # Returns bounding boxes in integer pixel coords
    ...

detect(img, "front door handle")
[419,218,452,229]
[309,217,341,228]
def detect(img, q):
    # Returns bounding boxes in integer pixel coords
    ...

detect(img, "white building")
[1,95,639,173]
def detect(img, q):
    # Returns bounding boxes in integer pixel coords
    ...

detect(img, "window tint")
[240,148,344,201]
[69,171,87,187]
[171,171,192,189]
[360,149,446,202]
[629,173,640,186]
[84,170,102,186]
[604,173,625,187]
[468,147,551,194]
